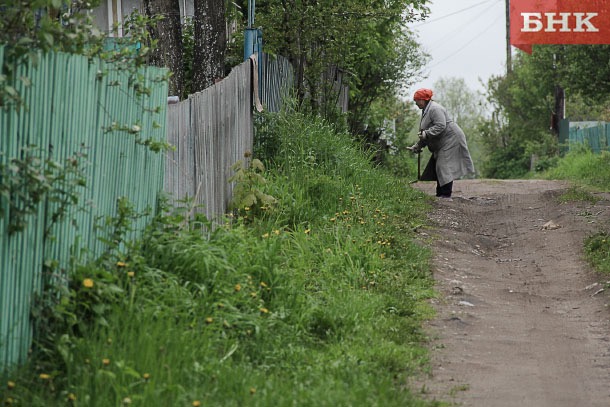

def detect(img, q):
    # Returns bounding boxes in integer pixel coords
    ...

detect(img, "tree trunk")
[144,0,184,98]
[192,0,226,92]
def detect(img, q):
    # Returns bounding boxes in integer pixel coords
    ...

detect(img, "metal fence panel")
[164,60,253,222]
[0,46,168,371]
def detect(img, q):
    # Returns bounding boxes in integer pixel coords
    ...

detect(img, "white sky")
[409,0,509,96]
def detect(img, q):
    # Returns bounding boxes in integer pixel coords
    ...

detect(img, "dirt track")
[412,179,610,407]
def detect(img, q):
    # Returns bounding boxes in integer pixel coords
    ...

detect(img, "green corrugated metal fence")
[560,120,610,153]
[0,46,168,371]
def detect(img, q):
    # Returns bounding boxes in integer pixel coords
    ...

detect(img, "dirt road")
[412,179,610,407]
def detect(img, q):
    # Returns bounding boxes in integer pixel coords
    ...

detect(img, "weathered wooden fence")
[0,47,168,371]
[164,53,295,221]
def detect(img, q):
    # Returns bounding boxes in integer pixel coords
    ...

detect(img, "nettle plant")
[228,152,277,221]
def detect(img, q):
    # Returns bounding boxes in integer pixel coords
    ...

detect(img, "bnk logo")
[521,12,599,32]
[510,0,610,53]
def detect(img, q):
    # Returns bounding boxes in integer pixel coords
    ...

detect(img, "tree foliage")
[479,44,610,178]
[253,0,430,135]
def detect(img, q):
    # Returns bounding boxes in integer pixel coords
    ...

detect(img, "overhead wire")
[426,1,500,49]
[427,9,504,69]
[412,0,495,27]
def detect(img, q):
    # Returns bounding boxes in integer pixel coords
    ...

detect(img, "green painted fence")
[0,46,168,371]
[559,120,610,153]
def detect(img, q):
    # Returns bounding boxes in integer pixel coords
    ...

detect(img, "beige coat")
[416,101,475,186]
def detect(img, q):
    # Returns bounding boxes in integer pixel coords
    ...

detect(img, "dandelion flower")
[304,228,311,234]
[127,271,135,278]
[122,396,132,405]
[67,393,77,401]
[234,283,242,292]
[261,233,269,238]
[39,373,51,380]
[192,401,202,407]
[273,229,280,235]
[7,381,15,389]
[116,261,127,267]
[260,308,269,314]
[102,358,111,366]
[142,373,150,380]
[205,317,214,324]
[260,282,268,288]
[82,278,94,288]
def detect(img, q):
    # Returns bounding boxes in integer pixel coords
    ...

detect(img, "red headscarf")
[413,88,433,101]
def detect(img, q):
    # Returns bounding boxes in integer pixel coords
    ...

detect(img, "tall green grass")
[543,146,610,191]
[2,112,442,406]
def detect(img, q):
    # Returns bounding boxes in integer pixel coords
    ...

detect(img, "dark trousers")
[436,181,453,197]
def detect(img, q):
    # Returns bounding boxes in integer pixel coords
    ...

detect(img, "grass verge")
[2,111,443,406]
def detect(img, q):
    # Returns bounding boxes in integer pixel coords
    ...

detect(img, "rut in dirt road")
[413,180,610,407]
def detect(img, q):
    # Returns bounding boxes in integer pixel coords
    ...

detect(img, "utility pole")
[506,0,512,74]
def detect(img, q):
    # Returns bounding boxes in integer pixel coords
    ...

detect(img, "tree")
[143,0,184,97]
[432,77,483,126]
[254,0,430,133]
[192,0,226,91]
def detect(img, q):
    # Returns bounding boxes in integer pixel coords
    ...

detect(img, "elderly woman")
[408,88,475,199]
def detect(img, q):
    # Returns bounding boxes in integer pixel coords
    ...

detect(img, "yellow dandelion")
[330,217,336,222]
[5,397,14,405]
[244,206,251,211]
[234,283,242,292]
[192,401,202,407]
[142,373,150,380]
[127,271,135,278]
[249,387,257,395]
[102,358,111,366]
[7,381,15,389]
[116,261,127,267]
[122,397,132,405]
[380,253,386,259]
[261,233,270,238]
[260,281,268,288]
[205,317,214,324]
[304,229,311,234]
[39,373,51,380]
[260,308,269,314]
[67,393,77,401]
[250,292,257,298]
[82,278,94,288]
[273,229,280,235]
